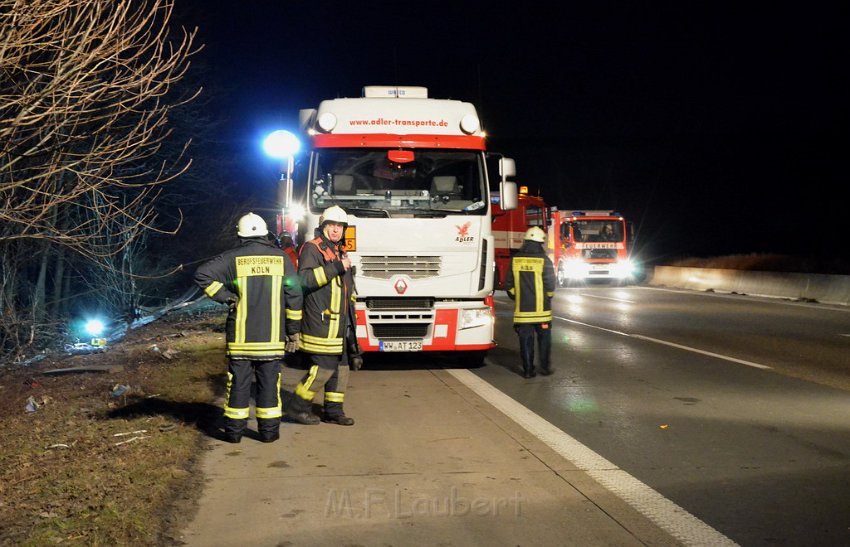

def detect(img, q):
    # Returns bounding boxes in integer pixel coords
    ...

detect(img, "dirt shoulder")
[0,306,229,545]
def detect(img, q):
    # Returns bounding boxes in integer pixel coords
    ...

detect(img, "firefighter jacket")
[505,240,556,324]
[194,238,302,360]
[298,233,355,355]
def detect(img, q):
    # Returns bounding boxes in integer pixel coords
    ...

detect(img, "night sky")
[178,1,848,267]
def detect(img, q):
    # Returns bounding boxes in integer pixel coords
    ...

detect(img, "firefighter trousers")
[224,359,282,437]
[292,353,350,414]
[515,322,552,374]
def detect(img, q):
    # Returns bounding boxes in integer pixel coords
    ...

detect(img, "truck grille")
[372,323,430,339]
[366,298,434,310]
[359,255,441,279]
[584,249,617,259]
[366,298,435,340]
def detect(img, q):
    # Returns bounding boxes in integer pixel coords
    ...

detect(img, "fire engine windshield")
[308,149,487,217]
[572,220,624,242]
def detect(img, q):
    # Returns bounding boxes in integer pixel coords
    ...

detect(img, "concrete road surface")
[179,365,680,546]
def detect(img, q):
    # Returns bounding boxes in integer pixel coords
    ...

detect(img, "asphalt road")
[481,286,850,546]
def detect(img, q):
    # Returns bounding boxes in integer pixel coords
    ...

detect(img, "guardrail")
[648,266,850,306]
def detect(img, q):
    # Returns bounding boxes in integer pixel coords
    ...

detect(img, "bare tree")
[0,0,200,358]
[0,0,199,256]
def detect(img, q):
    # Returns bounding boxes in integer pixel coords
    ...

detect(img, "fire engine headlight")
[564,258,588,279]
[461,307,492,330]
[460,114,480,135]
[317,112,337,132]
[612,259,634,278]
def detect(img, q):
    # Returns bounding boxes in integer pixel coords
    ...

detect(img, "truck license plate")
[379,340,422,352]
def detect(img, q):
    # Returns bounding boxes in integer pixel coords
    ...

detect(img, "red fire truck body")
[547,209,635,286]
[490,187,548,289]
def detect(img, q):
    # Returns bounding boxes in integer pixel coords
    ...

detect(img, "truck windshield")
[308,149,487,216]
[572,220,624,242]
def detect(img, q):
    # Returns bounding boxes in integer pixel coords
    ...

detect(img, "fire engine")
[547,209,636,286]
[289,86,518,363]
[490,186,548,289]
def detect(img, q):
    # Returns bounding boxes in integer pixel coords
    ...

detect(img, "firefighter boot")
[257,418,280,443]
[287,395,320,425]
[223,418,245,443]
[322,402,355,426]
[520,343,536,378]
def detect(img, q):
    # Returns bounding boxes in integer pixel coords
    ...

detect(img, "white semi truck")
[288,85,517,363]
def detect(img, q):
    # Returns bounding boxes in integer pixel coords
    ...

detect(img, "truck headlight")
[461,307,492,330]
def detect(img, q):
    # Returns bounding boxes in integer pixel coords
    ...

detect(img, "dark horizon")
[177,1,848,267]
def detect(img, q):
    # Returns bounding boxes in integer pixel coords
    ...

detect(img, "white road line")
[448,369,738,547]
[555,316,773,370]
[630,334,772,370]
[564,292,637,304]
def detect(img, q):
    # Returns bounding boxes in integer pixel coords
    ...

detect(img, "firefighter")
[194,212,303,443]
[505,226,556,378]
[279,230,299,267]
[599,224,617,241]
[288,205,357,426]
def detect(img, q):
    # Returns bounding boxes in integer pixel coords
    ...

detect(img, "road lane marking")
[630,334,772,370]
[449,369,739,547]
[555,316,773,370]
[562,292,637,304]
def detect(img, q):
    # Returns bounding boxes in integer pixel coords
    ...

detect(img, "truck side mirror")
[500,181,517,210]
[497,157,517,210]
[499,157,516,179]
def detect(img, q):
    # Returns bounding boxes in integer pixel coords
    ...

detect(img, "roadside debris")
[113,429,150,446]
[64,341,107,355]
[149,344,179,360]
[113,429,148,437]
[161,348,180,359]
[25,396,39,412]
[43,365,123,375]
[25,395,54,412]
[114,435,149,446]
[111,384,131,397]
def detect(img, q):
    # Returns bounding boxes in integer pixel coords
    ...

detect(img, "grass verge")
[0,309,228,545]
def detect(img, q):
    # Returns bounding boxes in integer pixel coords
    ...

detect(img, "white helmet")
[524,226,546,243]
[236,212,268,238]
[320,205,348,226]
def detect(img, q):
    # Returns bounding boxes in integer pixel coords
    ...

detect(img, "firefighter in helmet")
[505,226,556,378]
[194,212,303,443]
[287,205,358,426]
[279,230,299,267]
